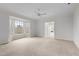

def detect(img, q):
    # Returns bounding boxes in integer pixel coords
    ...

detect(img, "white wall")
[33,15,73,41]
[73,6,79,48]
[0,13,9,44]
[55,16,73,41]
[31,20,38,37]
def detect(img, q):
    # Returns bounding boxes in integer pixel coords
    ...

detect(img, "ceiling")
[0,3,78,19]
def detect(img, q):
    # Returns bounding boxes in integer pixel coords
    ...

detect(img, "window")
[15,20,23,27]
[10,16,31,38]
[15,20,24,34]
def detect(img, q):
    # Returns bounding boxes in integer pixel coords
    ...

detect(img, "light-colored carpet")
[0,37,79,56]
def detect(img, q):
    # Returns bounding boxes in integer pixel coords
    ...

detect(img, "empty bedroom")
[0,3,79,56]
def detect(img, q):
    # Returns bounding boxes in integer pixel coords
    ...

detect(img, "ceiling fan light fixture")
[35,8,47,16]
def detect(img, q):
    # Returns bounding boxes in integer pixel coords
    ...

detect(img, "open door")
[45,22,55,39]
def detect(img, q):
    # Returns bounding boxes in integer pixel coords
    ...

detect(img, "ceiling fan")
[34,8,47,16]
[34,3,71,16]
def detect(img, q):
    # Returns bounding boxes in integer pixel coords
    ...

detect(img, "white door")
[45,22,55,39]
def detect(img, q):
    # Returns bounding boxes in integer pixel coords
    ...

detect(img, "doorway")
[45,21,55,39]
